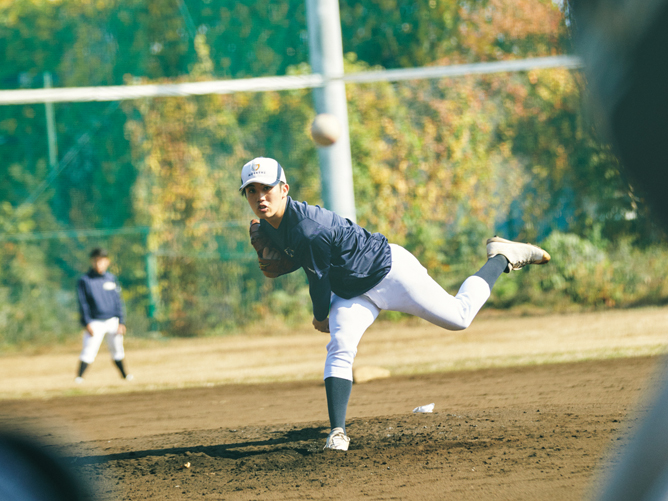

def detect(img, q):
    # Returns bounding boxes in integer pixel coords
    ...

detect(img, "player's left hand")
[117,324,127,336]
[249,219,299,278]
[312,317,329,333]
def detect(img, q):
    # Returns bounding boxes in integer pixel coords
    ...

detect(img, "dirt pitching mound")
[1,355,664,500]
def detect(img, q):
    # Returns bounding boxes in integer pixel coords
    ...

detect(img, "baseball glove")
[249,219,299,278]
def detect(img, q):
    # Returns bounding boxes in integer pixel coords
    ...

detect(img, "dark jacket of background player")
[77,269,125,327]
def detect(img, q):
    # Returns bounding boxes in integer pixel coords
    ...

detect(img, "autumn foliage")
[0,0,662,342]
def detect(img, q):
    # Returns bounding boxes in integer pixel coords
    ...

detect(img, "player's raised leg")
[486,236,551,272]
[364,245,490,330]
[365,239,549,331]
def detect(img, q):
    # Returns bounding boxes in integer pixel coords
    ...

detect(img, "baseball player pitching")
[75,248,132,383]
[241,157,550,451]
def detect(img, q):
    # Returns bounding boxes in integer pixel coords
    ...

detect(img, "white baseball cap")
[239,157,287,192]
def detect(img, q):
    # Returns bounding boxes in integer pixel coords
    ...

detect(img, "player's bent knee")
[325,344,357,378]
[449,305,479,330]
[453,318,473,330]
[327,333,359,353]
[324,355,355,381]
[326,348,356,365]
[438,315,473,331]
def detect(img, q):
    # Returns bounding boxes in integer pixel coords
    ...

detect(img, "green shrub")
[487,232,668,310]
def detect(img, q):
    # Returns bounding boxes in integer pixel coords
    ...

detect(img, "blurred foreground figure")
[571,0,668,226]
[570,0,668,499]
[0,430,93,500]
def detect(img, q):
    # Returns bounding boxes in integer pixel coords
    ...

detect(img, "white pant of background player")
[325,244,491,381]
[79,317,125,364]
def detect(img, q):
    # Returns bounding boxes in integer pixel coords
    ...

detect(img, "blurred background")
[1,0,666,348]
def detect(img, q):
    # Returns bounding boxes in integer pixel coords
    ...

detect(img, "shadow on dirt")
[66,425,329,466]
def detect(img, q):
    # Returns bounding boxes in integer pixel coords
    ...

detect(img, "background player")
[75,248,132,383]
[240,157,550,450]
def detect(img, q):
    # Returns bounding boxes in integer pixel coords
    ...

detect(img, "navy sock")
[325,377,352,432]
[473,254,509,289]
[114,359,128,378]
[77,361,88,378]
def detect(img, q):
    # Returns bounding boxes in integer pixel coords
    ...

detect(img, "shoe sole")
[487,236,551,264]
[323,445,349,451]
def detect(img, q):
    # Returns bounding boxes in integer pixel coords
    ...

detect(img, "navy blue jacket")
[77,270,125,327]
[260,197,392,321]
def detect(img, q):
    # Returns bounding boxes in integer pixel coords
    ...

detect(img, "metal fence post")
[144,230,159,331]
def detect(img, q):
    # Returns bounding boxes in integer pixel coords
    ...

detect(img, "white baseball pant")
[324,244,491,381]
[79,317,125,364]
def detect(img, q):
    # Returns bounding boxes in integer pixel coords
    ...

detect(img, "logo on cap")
[239,157,286,191]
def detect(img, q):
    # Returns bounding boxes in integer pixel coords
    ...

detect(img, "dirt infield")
[1,308,668,499]
[2,307,668,400]
[1,356,666,500]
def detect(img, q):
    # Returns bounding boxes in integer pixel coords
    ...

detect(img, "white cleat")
[74,377,84,384]
[125,374,134,382]
[486,236,551,273]
[323,427,350,451]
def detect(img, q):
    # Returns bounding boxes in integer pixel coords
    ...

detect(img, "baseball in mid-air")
[311,113,342,146]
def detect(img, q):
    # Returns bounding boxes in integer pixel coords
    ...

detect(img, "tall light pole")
[306,0,357,222]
